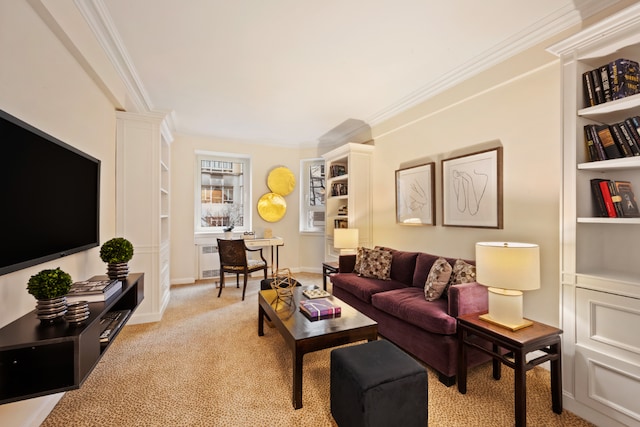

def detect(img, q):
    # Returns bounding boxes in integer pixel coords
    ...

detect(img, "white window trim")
[194,150,252,236]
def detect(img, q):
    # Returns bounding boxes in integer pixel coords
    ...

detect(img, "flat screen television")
[0,109,100,276]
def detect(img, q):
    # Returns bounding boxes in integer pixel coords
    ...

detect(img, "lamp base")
[479,313,533,331]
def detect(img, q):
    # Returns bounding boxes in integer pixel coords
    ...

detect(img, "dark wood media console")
[0,273,144,404]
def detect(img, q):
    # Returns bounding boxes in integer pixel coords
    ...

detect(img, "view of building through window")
[198,156,248,231]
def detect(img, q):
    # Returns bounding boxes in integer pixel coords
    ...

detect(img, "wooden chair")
[217,238,268,300]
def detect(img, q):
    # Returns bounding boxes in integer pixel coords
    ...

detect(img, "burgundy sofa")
[330,248,492,386]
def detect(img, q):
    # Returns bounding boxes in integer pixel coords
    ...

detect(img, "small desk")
[244,237,284,274]
[322,261,338,290]
[457,312,563,427]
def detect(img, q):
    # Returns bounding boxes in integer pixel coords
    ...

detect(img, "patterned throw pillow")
[357,247,393,280]
[449,259,476,286]
[424,258,453,301]
[353,247,365,273]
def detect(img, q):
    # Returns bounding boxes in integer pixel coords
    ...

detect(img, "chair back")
[217,239,248,267]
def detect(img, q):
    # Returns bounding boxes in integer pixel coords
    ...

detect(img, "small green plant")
[100,237,134,264]
[27,267,73,300]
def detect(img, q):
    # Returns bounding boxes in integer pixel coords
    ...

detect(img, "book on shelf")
[598,179,618,218]
[330,164,347,178]
[614,181,640,217]
[607,180,624,217]
[582,70,596,107]
[581,58,640,107]
[299,298,341,320]
[66,279,121,303]
[622,119,640,156]
[609,58,639,100]
[583,125,601,161]
[617,121,640,156]
[599,64,613,103]
[591,68,605,105]
[596,125,623,159]
[99,309,131,344]
[590,179,608,217]
[610,123,633,157]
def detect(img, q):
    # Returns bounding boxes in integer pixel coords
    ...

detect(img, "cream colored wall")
[170,134,323,283]
[0,1,117,425]
[370,56,561,326]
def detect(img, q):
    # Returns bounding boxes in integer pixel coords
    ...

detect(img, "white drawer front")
[576,287,640,362]
[575,345,640,426]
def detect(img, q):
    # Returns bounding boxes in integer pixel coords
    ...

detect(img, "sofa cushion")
[357,247,393,280]
[371,287,457,335]
[412,253,442,287]
[424,257,453,301]
[331,273,407,304]
[389,250,420,285]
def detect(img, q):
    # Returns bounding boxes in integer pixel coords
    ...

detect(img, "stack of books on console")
[66,279,121,303]
[299,298,341,321]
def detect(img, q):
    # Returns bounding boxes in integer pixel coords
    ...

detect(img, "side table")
[457,312,563,427]
[322,261,339,291]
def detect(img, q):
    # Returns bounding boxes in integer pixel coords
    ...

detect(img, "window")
[299,158,325,233]
[195,152,251,233]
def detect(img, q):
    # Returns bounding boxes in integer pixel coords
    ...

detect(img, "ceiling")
[78,0,614,147]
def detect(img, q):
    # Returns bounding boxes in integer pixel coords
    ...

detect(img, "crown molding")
[366,0,620,127]
[74,0,153,113]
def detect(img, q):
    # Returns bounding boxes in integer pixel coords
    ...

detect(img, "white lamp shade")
[475,242,540,291]
[334,228,359,249]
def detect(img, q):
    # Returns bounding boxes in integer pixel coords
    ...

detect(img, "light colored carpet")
[41,273,593,426]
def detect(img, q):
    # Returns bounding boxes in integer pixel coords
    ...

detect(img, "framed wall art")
[395,162,435,225]
[441,147,503,228]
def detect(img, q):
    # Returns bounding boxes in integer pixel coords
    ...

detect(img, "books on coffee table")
[299,298,341,321]
[302,288,331,299]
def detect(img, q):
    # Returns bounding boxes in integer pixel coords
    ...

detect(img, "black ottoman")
[330,340,428,427]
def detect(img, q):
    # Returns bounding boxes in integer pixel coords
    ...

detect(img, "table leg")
[258,305,265,336]
[457,327,468,394]
[292,348,303,409]
[551,341,563,414]
[322,267,328,290]
[514,350,527,427]
[492,343,501,380]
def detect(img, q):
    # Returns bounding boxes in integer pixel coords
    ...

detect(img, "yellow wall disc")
[257,192,287,222]
[267,166,296,196]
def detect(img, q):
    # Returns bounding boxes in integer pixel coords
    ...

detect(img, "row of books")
[582,58,639,108]
[583,117,640,161]
[299,298,341,321]
[590,179,640,218]
[334,218,348,229]
[329,164,347,178]
[66,279,121,303]
[331,182,348,196]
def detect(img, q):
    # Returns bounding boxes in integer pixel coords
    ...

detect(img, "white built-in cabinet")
[116,111,173,323]
[548,5,640,427]
[322,143,374,261]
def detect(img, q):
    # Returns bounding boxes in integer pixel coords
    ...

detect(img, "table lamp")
[475,242,540,331]
[334,228,359,255]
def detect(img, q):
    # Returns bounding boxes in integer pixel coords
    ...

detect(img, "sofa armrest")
[447,282,488,318]
[338,255,356,273]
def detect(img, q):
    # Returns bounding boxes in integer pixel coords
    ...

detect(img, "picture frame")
[395,162,435,225]
[441,147,503,228]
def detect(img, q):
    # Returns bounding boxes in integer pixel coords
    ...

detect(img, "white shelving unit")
[322,143,374,261]
[548,5,640,427]
[116,111,173,323]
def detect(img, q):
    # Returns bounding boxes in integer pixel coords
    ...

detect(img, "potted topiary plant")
[100,237,134,280]
[27,267,73,323]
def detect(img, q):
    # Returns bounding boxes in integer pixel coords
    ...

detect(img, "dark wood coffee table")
[258,286,378,409]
